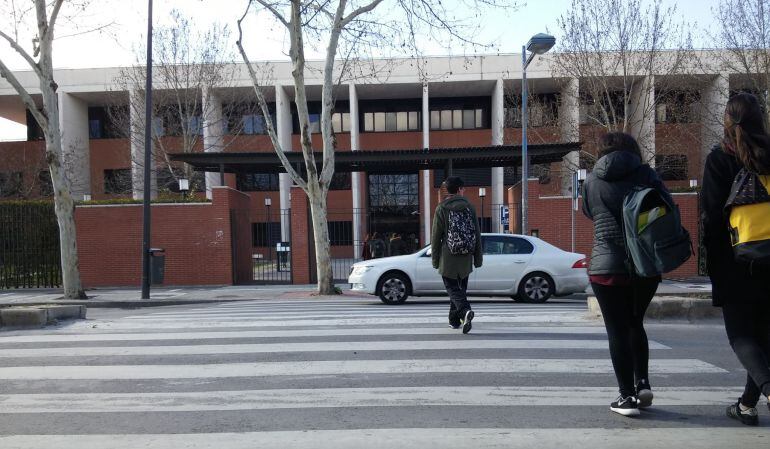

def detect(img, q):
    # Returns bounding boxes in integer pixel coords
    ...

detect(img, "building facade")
[0,54,733,284]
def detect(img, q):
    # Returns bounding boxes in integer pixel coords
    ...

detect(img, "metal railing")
[0,202,61,289]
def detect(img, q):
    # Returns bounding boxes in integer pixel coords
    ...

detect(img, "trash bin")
[276,242,290,271]
[149,248,165,285]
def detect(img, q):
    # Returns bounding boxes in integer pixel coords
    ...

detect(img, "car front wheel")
[517,272,554,303]
[377,272,410,304]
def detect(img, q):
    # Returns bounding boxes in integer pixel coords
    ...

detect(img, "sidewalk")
[0,285,373,308]
[0,278,712,309]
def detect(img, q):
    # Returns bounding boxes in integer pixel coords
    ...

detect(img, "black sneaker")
[610,395,640,417]
[462,310,474,334]
[636,379,653,408]
[448,323,461,329]
[727,401,759,426]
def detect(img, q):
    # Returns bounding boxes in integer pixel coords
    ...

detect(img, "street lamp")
[140,0,154,300]
[478,187,486,232]
[521,32,556,236]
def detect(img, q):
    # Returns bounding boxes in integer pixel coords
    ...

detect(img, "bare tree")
[109,10,242,197]
[236,0,514,295]
[711,0,770,124]
[553,0,696,176]
[0,0,88,298]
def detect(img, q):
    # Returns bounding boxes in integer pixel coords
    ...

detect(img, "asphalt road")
[0,296,767,448]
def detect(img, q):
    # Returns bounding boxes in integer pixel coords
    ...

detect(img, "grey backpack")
[621,186,692,277]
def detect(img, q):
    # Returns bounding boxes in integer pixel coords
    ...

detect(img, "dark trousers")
[443,276,471,325]
[592,278,659,397]
[722,302,770,407]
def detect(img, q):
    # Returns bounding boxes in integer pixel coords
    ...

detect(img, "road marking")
[1,428,766,449]
[122,311,585,321]
[0,339,669,358]
[0,358,725,380]
[0,326,608,343]
[0,386,743,414]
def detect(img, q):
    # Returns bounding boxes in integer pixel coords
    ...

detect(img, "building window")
[329,172,351,190]
[363,111,421,132]
[505,94,558,128]
[328,221,353,246]
[655,90,701,124]
[579,92,626,126]
[331,112,351,133]
[655,154,688,181]
[252,222,280,247]
[430,108,485,130]
[236,173,280,191]
[103,169,132,195]
[0,172,23,198]
[368,173,419,213]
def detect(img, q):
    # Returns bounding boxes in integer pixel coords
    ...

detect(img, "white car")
[349,233,589,304]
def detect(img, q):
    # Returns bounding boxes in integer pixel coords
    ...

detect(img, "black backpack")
[446,208,477,255]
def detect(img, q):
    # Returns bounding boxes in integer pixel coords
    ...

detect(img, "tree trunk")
[308,187,334,295]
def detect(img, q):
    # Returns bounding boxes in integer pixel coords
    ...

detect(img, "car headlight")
[351,266,374,276]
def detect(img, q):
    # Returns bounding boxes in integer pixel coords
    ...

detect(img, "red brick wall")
[290,187,312,284]
[508,180,700,278]
[0,140,47,197]
[75,187,244,287]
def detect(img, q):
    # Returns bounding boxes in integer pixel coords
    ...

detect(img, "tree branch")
[0,29,42,76]
[0,57,47,130]
[254,0,291,29]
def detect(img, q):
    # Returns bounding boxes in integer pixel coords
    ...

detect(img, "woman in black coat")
[582,132,671,417]
[701,93,770,426]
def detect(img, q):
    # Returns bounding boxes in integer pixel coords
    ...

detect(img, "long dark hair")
[723,93,770,174]
[598,132,642,159]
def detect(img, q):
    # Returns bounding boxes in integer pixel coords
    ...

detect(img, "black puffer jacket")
[581,151,672,275]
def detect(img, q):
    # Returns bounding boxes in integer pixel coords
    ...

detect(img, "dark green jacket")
[431,195,483,278]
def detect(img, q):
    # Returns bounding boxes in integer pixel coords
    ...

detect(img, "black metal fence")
[0,201,61,289]
[250,208,292,284]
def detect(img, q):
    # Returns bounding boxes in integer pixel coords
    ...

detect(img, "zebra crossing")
[0,298,765,448]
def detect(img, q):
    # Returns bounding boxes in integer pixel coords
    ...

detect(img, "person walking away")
[431,176,482,334]
[389,233,407,256]
[582,132,670,417]
[702,93,770,426]
[362,233,372,260]
[369,232,386,259]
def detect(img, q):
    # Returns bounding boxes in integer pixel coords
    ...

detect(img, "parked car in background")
[348,233,588,304]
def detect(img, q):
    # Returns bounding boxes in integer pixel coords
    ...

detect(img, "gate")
[250,208,292,284]
[0,202,61,289]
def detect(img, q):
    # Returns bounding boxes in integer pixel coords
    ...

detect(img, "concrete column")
[276,84,293,241]
[129,89,156,200]
[349,83,363,259]
[422,83,431,246]
[490,78,505,232]
[559,78,580,194]
[202,86,224,199]
[57,92,91,200]
[700,74,729,176]
[630,76,656,166]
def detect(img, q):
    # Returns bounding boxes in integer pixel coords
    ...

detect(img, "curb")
[587,296,722,321]
[0,305,87,329]
[0,299,250,309]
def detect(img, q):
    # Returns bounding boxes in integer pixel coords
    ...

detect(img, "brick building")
[0,54,730,285]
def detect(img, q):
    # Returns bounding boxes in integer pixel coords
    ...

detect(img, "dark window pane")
[0,171,23,198]
[329,172,351,190]
[655,154,688,181]
[103,169,131,195]
[462,110,475,129]
[408,111,419,130]
[237,173,280,191]
[89,120,103,139]
[38,171,53,197]
[385,112,397,131]
[252,222,280,247]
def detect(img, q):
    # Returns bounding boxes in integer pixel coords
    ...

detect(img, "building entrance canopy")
[170,143,581,175]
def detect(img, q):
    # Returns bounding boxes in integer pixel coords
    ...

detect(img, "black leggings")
[722,302,770,407]
[592,278,659,397]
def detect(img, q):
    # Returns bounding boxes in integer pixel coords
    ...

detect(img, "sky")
[0,0,722,139]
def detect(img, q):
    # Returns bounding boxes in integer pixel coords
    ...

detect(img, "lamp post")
[521,32,556,236]
[140,0,154,300]
[478,187,486,232]
[265,197,272,252]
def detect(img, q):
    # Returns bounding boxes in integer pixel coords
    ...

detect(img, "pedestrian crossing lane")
[0,298,758,448]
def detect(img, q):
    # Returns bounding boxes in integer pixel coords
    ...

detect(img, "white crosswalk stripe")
[0,298,743,447]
